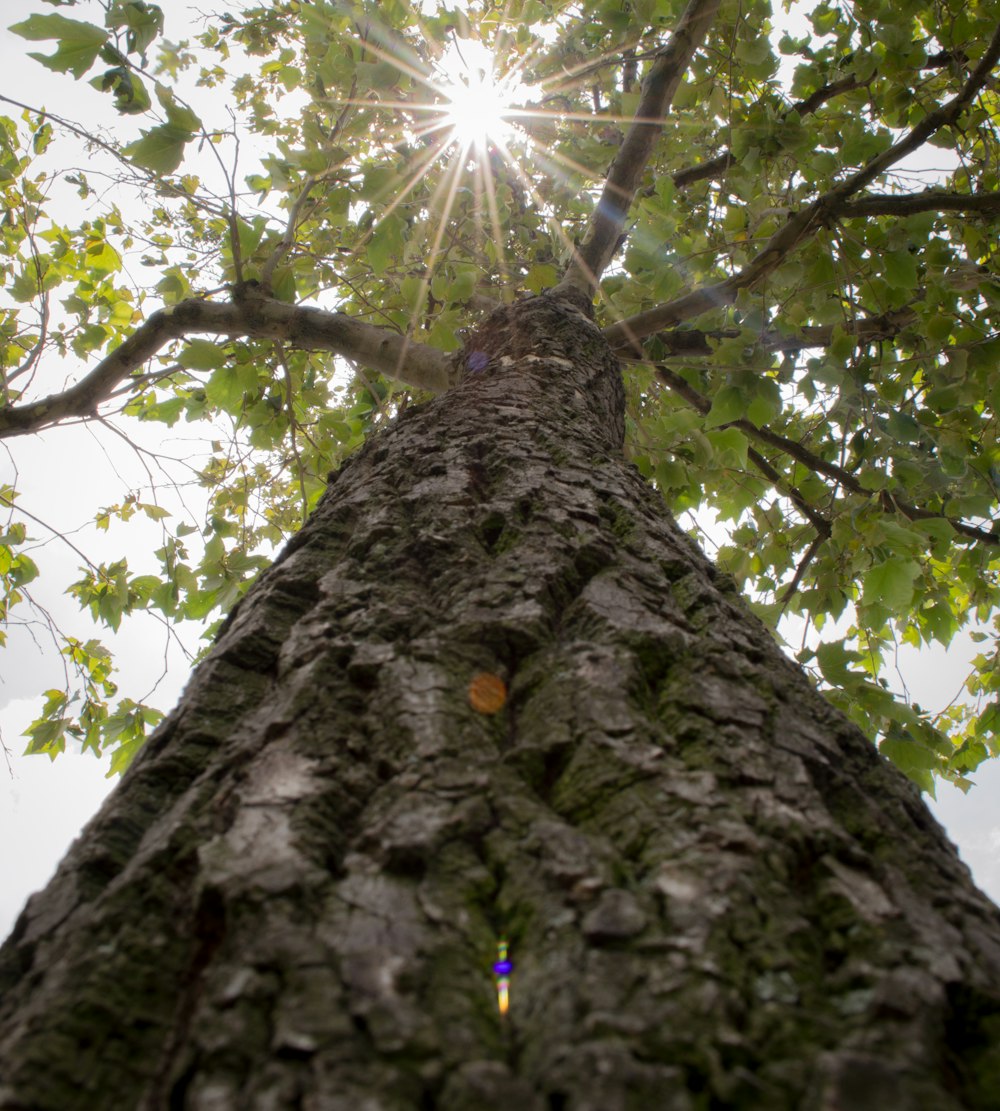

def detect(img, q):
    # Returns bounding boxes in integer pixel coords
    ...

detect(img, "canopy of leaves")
[2,0,999,792]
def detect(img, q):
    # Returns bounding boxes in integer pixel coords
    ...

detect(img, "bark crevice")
[2,295,1000,1109]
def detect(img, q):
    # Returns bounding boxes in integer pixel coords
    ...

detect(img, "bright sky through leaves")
[3,0,1000,800]
[435,38,522,152]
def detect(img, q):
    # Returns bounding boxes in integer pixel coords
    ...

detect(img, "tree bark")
[2,290,1000,1110]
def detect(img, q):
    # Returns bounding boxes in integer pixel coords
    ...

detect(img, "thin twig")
[779,532,825,612]
[273,341,310,527]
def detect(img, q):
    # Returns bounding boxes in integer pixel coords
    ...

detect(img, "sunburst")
[326,18,644,366]
[430,37,526,153]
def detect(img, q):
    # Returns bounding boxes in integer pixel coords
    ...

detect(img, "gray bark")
[2,290,1000,1110]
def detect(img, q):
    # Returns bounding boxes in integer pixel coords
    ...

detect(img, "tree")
[2,0,1000,1105]
[4,0,1000,786]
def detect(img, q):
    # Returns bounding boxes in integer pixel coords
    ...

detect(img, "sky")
[2,0,999,943]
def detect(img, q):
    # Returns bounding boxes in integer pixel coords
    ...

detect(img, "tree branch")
[602,201,828,350]
[778,531,825,610]
[259,89,355,292]
[653,364,830,535]
[763,308,918,353]
[826,24,1000,200]
[0,296,451,440]
[838,188,1000,218]
[604,23,1000,352]
[744,443,832,538]
[641,307,918,358]
[0,95,228,220]
[557,0,721,293]
[673,74,865,190]
[671,49,971,191]
[654,364,1000,545]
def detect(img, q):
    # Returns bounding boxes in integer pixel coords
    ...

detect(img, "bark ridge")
[1,296,1000,1110]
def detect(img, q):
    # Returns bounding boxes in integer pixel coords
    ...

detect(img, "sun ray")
[532,143,618,188]
[533,34,647,92]
[347,24,444,97]
[490,133,603,292]
[326,16,655,342]
[510,106,664,126]
[486,134,652,346]
[327,93,659,134]
[411,138,473,325]
[390,140,472,379]
[476,145,512,298]
[337,133,454,269]
[431,37,526,153]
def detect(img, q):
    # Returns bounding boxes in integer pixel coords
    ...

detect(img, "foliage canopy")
[2,0,999,789]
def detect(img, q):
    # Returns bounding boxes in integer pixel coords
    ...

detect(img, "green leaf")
[884,250,918,291]
[734,37,771,66]
[205,363,258,412]
[123,85,202,172]
[862,558,920,613]
[706,427,749,469]
[179,339,226,371]
[23,716,69,756]
[11,14,107,78]
[525,264,559,293]
[746,378,782,427]
[124,124,190,174]
[912,519,956,545]
[90,66,152,114]
[654,459,687,491]
[155,85,202,133]
[107,0,165,56]
[367,214,405,276]
[879,735,939,792]
[704,385,746,429]
[139,396,185,425]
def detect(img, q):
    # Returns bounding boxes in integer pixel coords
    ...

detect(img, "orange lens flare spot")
[468,672,507,714]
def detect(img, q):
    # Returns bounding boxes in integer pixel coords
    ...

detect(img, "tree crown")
[2,0,999,789]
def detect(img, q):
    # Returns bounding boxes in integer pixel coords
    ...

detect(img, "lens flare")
[435,39,521,151]
[493,937,513,1015]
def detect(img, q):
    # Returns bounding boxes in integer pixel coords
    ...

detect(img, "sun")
[434,39,522,151]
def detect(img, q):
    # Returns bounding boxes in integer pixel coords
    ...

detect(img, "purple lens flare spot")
[467,350,489,373]
[493,960,513,975]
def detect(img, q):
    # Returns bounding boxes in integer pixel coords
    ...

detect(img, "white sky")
[1,1,998,943]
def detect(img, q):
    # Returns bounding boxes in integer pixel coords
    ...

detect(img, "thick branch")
[558,0,721,292]
[828,25,1000,200]
[672,151,734,190]
[838,189,1000,218]
[645,308,918,358]
[655,365,1000,545]
[764,308,918,353]
[745,444,831,537]
[605,23,1000,352]
[0,297,450,439]
[602,201,827,350]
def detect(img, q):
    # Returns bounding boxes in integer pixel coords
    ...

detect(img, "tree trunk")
[2,290,999,1111]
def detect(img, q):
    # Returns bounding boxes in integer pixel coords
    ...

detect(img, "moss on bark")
[2,291,1000,1109]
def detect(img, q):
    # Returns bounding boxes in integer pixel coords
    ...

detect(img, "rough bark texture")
[2,290,1000,1110]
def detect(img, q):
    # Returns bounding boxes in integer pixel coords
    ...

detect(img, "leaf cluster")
[2,0,1000,788]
